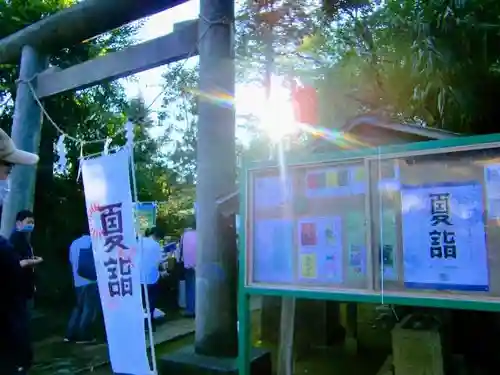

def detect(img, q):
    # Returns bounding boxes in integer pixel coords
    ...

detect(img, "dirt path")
[31,318,195,375]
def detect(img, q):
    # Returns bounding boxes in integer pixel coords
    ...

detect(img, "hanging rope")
[24,79,124,144]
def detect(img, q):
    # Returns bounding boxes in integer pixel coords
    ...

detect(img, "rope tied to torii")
[9,12,231,171]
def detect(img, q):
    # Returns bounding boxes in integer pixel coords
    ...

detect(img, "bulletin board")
[240,133,500,311]
[248,161,370,290]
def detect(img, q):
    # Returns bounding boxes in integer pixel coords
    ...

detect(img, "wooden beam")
[0,0,189,64]
[36,20,198,98]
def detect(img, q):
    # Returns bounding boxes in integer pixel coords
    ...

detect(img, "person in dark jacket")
[10,210,36,311]
[0,128,43,374]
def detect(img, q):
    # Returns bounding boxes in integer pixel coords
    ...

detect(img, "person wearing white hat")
[0,128,43,374]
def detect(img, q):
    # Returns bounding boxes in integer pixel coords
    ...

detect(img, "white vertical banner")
[82,149,150,375]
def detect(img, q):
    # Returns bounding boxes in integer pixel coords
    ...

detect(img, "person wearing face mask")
[0,129,43,374]
[10,210,37,313]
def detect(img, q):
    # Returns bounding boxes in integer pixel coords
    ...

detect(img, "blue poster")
[254,175,292,210]
[253,219,294,284]
[401,182,489,291]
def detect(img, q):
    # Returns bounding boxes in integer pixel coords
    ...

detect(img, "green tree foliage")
[0,0,181,306]
[127,96,195,237]
[159,63,199,184]
[152,63,199,233]
[159,0,500,172]
[236,0,500,138]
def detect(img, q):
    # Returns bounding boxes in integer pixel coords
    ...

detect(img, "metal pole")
[1,45,47,237]
[195,0,238,357]
[129,143,158,375]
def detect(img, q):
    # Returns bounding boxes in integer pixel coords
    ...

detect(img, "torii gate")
[0,0,239,372]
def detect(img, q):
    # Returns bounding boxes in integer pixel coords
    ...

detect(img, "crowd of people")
[64,222,198,342]
[0,129,198,374]
[0,129,43,374]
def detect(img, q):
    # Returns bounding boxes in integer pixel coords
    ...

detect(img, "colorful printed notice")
[254,175,292,210]
[346,211,366,279]
[484,165,500,219]
[350,166,366,195]
[300,253,318,279]
[401,182,489,291]
[306,168,349,197]
[305,166,367,198]
[353,166,365,182]
[253,219,294,284]
[380,209,398,280]
[297,216,343,284]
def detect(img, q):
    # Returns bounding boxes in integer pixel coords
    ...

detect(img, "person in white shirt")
[140,227,165,329]
[180,225,196,318]
[64,231,100,344]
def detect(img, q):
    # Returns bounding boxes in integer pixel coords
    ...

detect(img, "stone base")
[159,346,272,375]
[344,337,358,355]
[392,314,444,375]
[375,355,393,375]
[261,297,344,357]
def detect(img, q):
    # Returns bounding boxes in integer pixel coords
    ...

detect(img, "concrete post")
[1,45,46,237]
[195,0,238,357]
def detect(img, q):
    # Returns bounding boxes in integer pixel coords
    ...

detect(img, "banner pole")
[128,140,158,375]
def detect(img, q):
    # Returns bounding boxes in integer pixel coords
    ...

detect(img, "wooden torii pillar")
[0,0,250,373]
[194,0,238,355]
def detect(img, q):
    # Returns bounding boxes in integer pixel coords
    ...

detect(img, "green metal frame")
[237,132,500,375]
